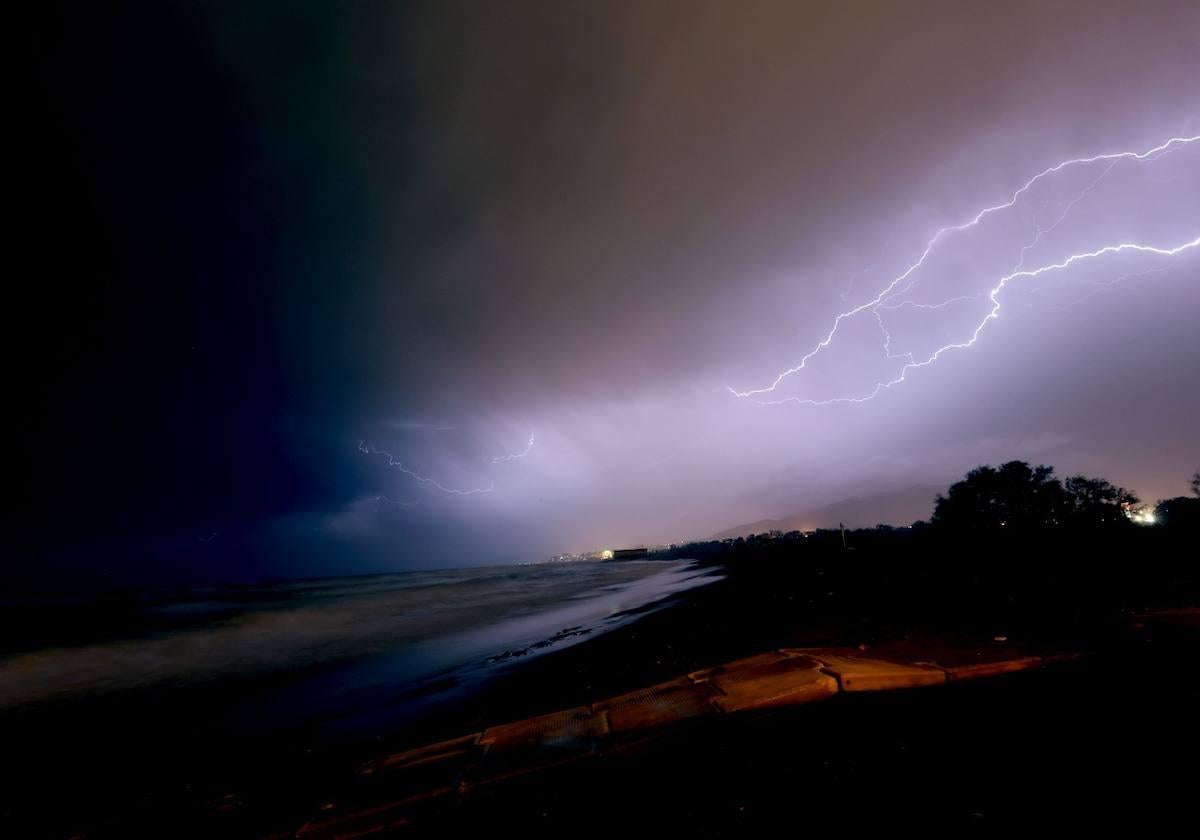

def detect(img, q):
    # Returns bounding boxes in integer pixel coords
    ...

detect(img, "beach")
[0,559,717,835]
[4,536,1198,836]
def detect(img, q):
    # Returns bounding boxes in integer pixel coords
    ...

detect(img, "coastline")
[0,559,719,836]
[6,544,1197,836]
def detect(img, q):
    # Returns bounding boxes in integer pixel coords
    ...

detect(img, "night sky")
[13,1,1199,586]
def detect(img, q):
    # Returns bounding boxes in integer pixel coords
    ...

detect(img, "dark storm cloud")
[343,1,1198,549]
[371,0,1199,406]
[13,1,1200,584]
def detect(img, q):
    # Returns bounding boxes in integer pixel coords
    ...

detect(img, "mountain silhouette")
[710,485,941,540]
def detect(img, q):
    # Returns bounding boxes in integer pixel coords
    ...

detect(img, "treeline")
[932,461,1199,531]
[665,462,1198,551]
[651,463,1199,633]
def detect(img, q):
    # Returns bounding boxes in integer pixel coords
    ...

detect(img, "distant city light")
[1129,508,1157,525]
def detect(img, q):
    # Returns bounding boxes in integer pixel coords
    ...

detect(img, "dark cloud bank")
[12,1,1199,586]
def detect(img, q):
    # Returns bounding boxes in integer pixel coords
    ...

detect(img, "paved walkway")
[294,637,1086,838]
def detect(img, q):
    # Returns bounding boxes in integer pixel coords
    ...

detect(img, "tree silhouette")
[1155,471,1200,528]
[1062,475,1138,529]
[933,461,1066,530]
[933,461,1136,531]
[1155,495,1200,529]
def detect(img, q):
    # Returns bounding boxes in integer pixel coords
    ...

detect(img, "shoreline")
[0,559,720,836]
[5,539,1197,836]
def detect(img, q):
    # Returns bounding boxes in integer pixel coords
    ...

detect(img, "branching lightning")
[358,441,495,496]
[762,236,1200,406]
[493,432,536,463]
[359,428,537,503]
[729,133,1199,403]
[1038,262,1178,312]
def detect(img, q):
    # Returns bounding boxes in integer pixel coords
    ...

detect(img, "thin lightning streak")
[877,294,981,312]
[839,264,878,303]
[890,152,1119,311]
[854,175,1108,387]
[872,165,1104,331]
[1090,262,1175,289]
[729,133,1199,398]
[761,236,1200,407]
[881,166,1099,310]
[873,308,912,362]
[493,432,536,463]
[1013,158,1117,273]
[358,441,494,496]
[1042,262,1176,311]
[1029,260,1176,296]
[374,494,418,507]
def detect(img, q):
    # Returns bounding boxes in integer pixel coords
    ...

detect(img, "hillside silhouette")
[711,485,942,539]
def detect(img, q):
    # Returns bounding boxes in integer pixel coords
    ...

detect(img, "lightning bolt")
[358,441,495,496]
[729,133,1199,400]
[877,294,981,312]
[761,236,1200,406]
[493,431,536,463]
[1036,261,1178,312]
[373,494,418,507]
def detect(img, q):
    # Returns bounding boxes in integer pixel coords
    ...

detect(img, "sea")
[0,559,719,742]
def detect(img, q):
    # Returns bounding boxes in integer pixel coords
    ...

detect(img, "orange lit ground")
[293,638,1085,838]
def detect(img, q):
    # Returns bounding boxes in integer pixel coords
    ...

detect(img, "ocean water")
[0,560,719,739]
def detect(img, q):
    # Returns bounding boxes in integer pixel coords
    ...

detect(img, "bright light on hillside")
[1129,509,1157,525]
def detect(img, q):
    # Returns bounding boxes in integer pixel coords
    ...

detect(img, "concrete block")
[941,656,1042,681]
[481,706,609,751]
[359,732,481,776]
[688,651,791,682]
[806,653,947,692]
[707,654,839,713]
[593,678,721,733]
